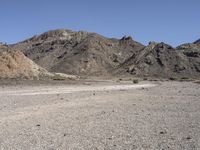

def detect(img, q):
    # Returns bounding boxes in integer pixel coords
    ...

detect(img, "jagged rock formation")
[194,39,200,46]
[11,29,200,78]
[176,39,200,58]
[118,42,200,78]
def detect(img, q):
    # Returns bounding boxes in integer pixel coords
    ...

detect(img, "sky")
[0,0,200,46]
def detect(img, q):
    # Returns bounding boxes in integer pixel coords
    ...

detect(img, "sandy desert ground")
[0,80,200,150]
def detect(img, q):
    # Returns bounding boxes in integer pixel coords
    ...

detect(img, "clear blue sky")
[0,0,200,46]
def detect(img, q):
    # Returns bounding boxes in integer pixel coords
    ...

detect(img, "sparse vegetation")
[169,76,196,82]
[52,73,77,80]
[132,79,139,84]
[193,80,200,84]
[143,77,148,81]
[179,77,195,82]
[52,75,67,80]
[169,77,178,81]
[181,77,189,80]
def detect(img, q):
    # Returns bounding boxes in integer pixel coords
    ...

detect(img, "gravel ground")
[0,80,200,150]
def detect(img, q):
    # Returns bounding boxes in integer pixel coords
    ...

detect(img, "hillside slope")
[0,45,53,79]
[118,42,200,78]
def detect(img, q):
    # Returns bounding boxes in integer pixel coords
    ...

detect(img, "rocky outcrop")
[0,45,53,79]
[119,42,200,78]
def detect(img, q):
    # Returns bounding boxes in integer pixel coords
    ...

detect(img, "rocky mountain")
[176,39,200,58]
[118,42,200,78]
[11,29,200,78]
[194,39,200,46]
[13,29,144,76]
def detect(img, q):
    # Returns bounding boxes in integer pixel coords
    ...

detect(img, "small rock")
[186,136,192,140]
[160,131,167,135]
[132,145,137,149]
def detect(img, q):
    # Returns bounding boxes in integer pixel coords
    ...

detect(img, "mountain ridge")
[8,29,200,78]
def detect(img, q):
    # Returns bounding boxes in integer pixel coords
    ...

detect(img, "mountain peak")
[120,36,133,41]
[147,42,173,50]
[194,39,200,45]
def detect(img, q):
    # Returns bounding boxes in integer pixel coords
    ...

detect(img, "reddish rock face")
[0,46,51,79]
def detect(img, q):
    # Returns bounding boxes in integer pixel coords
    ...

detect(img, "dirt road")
[0,81,200,149]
